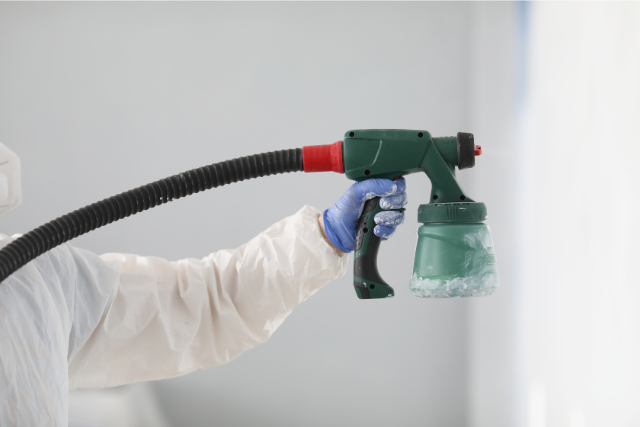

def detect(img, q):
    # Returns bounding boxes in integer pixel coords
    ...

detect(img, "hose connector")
[302,141,344,173]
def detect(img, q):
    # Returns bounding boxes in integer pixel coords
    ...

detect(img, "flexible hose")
[0,148,303,284]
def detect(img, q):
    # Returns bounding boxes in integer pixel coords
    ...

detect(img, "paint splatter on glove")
[323,178,407,253]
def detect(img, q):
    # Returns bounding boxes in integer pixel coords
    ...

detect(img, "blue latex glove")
[323,178,407,253]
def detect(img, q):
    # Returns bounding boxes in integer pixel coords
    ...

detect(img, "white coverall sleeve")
[68,205,348,389]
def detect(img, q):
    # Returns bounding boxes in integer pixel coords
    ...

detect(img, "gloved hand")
[323,178,407,253]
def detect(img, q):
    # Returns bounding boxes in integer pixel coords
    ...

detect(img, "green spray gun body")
[319,129,499,299]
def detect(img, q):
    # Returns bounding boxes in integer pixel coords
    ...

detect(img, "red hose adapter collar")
[302,141,344,173]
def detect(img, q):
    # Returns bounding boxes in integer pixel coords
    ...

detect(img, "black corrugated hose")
[0,148,303,284]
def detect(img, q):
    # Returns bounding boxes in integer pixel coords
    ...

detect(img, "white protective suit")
[0,205,348,426]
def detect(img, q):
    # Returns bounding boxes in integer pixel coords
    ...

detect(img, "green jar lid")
[417,202,487,224]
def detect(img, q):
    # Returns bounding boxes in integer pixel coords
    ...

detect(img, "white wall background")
[517,3,640,427]
[468,3,640,427]
[0,3,479,426]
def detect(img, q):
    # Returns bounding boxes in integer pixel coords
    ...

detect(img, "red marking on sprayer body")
[302,141,344,173]
[475,145,482,156]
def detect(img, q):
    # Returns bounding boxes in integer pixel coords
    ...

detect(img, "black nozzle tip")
[457,132,475,170]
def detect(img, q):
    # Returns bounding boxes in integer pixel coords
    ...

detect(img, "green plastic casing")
[343,129,499,299]
[343,130,472,203]
[410,223,499,298]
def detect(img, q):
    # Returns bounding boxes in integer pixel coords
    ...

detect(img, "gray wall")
[467,3,521,427]
[0,3,509,426]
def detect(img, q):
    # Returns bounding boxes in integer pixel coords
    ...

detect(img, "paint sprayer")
[0,129,499,298]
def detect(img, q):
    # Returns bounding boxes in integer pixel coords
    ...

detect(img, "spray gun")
[302,129,499,299]
[0,129,499,300]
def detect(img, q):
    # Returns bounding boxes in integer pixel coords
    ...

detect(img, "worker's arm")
[0,180,407,425]
[68,205,348,389]
[67,178,406,389]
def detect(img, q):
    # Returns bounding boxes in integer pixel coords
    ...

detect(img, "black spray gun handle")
[353,197,403,299]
